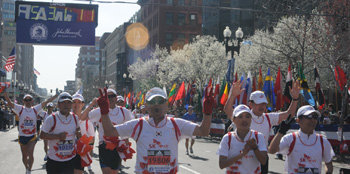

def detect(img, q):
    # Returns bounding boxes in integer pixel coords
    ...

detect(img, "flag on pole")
[263,68,276,109]
[239,73,246,104]
[314,65,325,110]
[33,68,40,75]
[168,83,177,103]
[214,76,220,107]
[175,82,186,101]
[283,64,293,104]
[252,71,257,92]
[220,83,228,105]
[4,47,16,72]
[258,67,263,90]
[334,65,347,91]
[298,62,315,106]
[274,67,283,111]
[244,71,253,105]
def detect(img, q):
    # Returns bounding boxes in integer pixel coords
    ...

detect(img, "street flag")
[263,68,276,109]
[314,65,325,110]
[274,67,283,111]
[0,82,11,93]
[298,62,315,106]
[175,81,186,101]
[168,83,177,103]
[220,83,228,105]
[283,64,293,104]
[245,71,253,105]
[239,73,246,104]
[334,65,347,91]
[4,47,16,72]
[33,68,40,75]
[252,71,257,92]
[214,76,220,107]
[185,83,191,105]
[258,67,263,90]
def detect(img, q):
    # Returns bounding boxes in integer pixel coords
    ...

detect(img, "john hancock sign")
[15,1,98,46]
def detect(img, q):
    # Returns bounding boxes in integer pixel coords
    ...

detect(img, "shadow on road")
[268,172,282,174]
[187,154,209,161]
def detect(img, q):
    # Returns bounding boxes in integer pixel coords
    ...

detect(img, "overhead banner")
[15,1,98,46]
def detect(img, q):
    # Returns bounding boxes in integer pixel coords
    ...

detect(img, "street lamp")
[223,26,243,82]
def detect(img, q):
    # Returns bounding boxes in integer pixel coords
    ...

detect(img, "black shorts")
[36,120,42,131]
[15,121,19,126]
[98,142,121,170]
[46,155,81,174]
[18,135,36,145]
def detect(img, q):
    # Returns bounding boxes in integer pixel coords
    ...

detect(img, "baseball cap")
[145,87,167,101]
[107,88,117,95]
[23,94,33,100]
[249,91,268,104]
[58,92,73,103]
[117,95,124,102]
[232,104,252,117]
[297,105,321,118]
[72,94,84,102]
[47,102,54,107]
[140,105,145,109]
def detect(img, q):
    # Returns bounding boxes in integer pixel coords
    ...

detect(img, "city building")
[64,80,76,95]
[99,32,111,87]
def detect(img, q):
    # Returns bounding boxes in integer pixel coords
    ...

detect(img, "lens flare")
[125,23,149,50]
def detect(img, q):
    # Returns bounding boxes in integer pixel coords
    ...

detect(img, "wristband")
[292,97,299,101]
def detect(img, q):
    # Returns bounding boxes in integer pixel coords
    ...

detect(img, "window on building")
[165,33,173,46]
[189,0,196,6]
[178,0,185,6]
[166,0,173,5]
[153,14,158,28]
[190,14,197,25]
[166,13,173,25]
[177,33,185,40]
[177,13,186,26]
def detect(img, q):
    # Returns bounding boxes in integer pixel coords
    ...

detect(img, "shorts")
[15,121,19,126]
[36,120,42,132]
[98,142,121,170]
[18,135,36,145]
[46,155,81,174]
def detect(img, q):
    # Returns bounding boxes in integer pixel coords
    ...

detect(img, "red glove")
[202,85,214,115]
[97,88,109,115]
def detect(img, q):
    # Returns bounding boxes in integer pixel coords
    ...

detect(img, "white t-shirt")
[13,103,42,137]
[279,130,335,173]
[116,116,197,174]
[217,130,267,173]
[79,119,95,138]
[89,106,133,144]
[41,112,79,162]
[250,112,279,146]
[38,111,50,122]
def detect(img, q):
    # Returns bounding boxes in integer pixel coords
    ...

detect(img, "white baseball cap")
[107,88,117,95]
[46,102,54,107]
[232,104,252,117]
[140,105,145,109]
[72,94,84,102]
[249,91,268,104]
[23,94,33,100]
[297,105,321,118]
[58,92,72,103]
[117,95,124,101]
[145,87,167,101]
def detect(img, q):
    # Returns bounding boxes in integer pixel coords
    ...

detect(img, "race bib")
[297,167,319,174]
[57,140,74,156]
[23,119,34,129]
[147,150,171,173]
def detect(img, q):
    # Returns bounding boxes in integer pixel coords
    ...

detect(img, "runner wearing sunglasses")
[97,86,214,174]
[268,105,334,174]
[80,88,134,174]
[3,92,58,174]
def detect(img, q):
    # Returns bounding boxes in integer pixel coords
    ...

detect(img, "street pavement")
[1,127,349,174]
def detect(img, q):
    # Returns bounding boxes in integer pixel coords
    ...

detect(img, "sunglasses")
[108,94,117,98]
[300,113,319,120]
[147,97,166,105]
[24,98,32,102]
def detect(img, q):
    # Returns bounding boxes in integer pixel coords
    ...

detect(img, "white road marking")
[180,165,201,174]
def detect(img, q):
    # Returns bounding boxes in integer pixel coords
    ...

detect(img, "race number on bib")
[57,140,74,156]
[147,150,171,173]
[297,167,319,174]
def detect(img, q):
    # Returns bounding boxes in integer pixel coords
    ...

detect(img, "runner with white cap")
[116,95,125,107]
[3,92,58,174]
[38,102,55,161]
[224,81,300,173]
[218,104,267,173]
[268,105,334,174]
[97,86,214,173]
[80,88,134,174]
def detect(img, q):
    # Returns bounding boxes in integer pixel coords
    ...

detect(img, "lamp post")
[223,26,243,82]
[123,73,127,93]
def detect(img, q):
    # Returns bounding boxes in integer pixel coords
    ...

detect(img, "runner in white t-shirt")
[218,104,267,173]
[97,86,214,174]
[269,105,334,174]
[4,92,58,174]
[38,102,55,161]
[224,81,300,174]
[80,88,134,174]
[40,92,82,174]
[72,93,96,173]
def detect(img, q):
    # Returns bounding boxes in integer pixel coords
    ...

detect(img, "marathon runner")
[38,102,55,161]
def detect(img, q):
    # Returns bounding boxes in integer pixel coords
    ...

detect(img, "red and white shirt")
[38,111,50,122]
[279,130,334,174]
[79,119,95,138]
[217,130,267,174]
[250,112,279,146]
[116,116,197,174]
[89,106,133,144]
[41,112,79,162]
[13,104,42,137]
